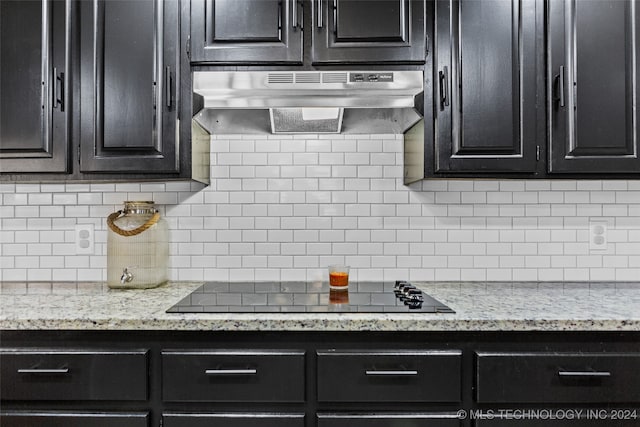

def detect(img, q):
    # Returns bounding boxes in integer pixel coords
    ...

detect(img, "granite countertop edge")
[1,281,639,332]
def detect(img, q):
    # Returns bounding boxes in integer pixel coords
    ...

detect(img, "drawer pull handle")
[204,369,257,375]
[558,370,611,378]
[17,368,70,374]
[365,370,418,376]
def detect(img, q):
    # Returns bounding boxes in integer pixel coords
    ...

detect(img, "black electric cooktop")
[166,281,455,313]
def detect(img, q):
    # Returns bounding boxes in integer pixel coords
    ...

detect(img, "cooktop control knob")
[406,298,424,309]
[400,285,417,300]
[394,280,410,295]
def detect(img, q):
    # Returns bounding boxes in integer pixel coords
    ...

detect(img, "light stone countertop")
[0,281,639,331]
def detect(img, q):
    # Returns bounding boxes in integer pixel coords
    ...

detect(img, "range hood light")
[301,107,341,121]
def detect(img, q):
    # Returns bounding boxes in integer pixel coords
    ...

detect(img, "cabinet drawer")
[163,413,305,427]
[316,350,462,402]
[318,413,462,427]
[162,350,305,402]
[476,352,640,403]
[0,349,148,401]
[0,411,149,427]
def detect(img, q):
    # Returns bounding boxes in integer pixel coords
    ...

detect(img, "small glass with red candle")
[328,265,350,289]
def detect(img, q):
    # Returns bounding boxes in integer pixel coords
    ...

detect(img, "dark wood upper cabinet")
[79,0,180,173]
[189,0,304,64]
[0,0,70,173]
[312,0,426,63]
[548,0,640,174]
[189,0,424,65]
[432,0,539,174]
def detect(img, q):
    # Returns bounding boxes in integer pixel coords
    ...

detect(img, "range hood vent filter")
[270,108,344,134]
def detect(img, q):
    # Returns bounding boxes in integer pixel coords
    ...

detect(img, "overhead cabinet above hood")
[192,70,424,134]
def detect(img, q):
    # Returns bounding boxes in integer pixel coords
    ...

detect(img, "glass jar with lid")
[106,201,169,289]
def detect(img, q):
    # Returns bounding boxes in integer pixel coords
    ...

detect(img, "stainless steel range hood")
[192,71,423,134]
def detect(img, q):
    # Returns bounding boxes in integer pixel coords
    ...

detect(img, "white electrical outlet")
[75,224,94,255]
[589,221,607,251]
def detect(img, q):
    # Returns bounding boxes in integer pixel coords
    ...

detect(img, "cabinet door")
[548,0,640,174]
[0,412,149,427]
[79,0,179,173]
[190,0,303,64]
[434,0,538,174]
[0,0,69,173]
[312,0,426,63]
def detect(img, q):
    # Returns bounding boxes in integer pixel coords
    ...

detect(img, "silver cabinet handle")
[18,368,70,374]
[292,0,298,28]
[317,0,323,28]
[555,65,565,107]
[439,66,450,109]
[165,66,172,108]
[205,369,257,375]
[332,0,337,35]
[53,67,65,112]
[365,370,418,376]
[558,370,611,378]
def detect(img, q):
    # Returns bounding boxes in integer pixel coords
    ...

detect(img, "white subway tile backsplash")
[512,243,537,255]
[15,184,39,193]
[603,181,628,190]
[2,134,640,282]
[0,208,16,223]
[487,191,512,204]
[15,206,39,218]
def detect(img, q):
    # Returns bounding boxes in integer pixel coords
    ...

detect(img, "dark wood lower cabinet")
[0,331,638,427]
[317,413,462,427]
[316,350,462,403]
[475,352,640,404]
[0,349,148,401]
[0,412,149,427]
[162,349,305,402]
[163,413,305,427]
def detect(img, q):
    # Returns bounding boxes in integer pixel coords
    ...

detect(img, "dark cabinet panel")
[0,412,149,427]
[163,413,305,427]
[316,350,462,403]
[312,0,426,63]
[79,0,179,173]
[548,0,640,174]
[0,349,149,401]
[190,0,303,63]
[318,413,462,427]
[0,0,69,173]
[475,352,640,403]
[162,349,306,402]
[433,0,538,174]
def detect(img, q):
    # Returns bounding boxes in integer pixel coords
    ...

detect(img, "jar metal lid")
[123,201,157,215]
